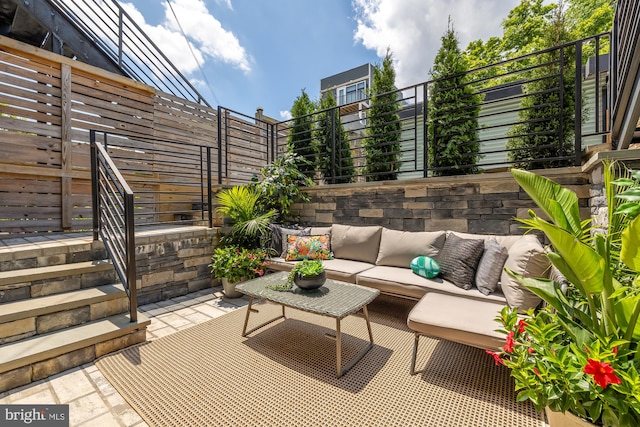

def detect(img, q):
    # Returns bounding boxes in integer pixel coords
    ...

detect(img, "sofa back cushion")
[331,224,382,264]
[500,234,549,311]
[375,228,446,268]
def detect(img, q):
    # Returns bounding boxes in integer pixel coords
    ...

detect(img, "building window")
[337,80,368,105]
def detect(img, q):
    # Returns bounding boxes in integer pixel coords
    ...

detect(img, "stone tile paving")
[0,287,248,426]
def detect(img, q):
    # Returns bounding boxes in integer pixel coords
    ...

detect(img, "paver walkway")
[0,287,248,426]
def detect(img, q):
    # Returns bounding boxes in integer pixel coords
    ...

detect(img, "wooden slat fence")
[0,36,270,235]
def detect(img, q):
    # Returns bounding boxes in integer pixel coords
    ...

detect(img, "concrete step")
[0,283,129,344]
[0,260,116,304]
[0,312,149,393]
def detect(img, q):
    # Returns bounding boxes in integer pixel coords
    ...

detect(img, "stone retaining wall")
[135,227,218,305]
[291,167,592,235]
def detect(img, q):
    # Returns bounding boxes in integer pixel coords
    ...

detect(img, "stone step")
[0,234,106,272]
[0,312,149,393]
[0,260,116,304]
[0,283,129,344]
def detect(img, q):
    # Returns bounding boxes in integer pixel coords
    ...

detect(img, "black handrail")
[90,131,137,322]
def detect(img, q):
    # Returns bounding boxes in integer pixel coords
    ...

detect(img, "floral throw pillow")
[284,234,333,261]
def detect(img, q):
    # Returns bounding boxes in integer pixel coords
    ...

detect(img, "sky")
[123,0,523,121]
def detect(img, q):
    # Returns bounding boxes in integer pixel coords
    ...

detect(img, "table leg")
[333,304,375,378]
[241,299,286,337]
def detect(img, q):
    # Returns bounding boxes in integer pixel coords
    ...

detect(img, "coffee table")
[235,271,380,378]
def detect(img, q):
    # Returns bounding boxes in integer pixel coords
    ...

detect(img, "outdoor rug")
[96,295,544,427]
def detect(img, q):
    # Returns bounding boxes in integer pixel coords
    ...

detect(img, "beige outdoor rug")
[96,296,544,427]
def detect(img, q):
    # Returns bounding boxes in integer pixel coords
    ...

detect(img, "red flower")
[613,346,618,355]
[486,350,503,366]
[528,347,535,354]
[517,319,527,334]
[504,331,515,353]
[533,367,540,376]
[584,359,622,389]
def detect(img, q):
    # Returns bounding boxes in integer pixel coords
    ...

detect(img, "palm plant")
[215,185,277,249]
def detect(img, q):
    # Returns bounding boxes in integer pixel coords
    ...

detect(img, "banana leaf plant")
[509,162,640,351]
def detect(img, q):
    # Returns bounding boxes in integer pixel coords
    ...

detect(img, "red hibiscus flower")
[504,331,515,353]
[583,359,621,389]
[486,350,503,366]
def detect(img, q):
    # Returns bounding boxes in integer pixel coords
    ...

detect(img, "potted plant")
[268,259,326,291]
[209,246,268,298]
[487,162,640,427]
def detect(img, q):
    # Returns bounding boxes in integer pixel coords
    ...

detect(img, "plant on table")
[487,162,640,426]
[209,246,268,284]
[268,259,325,291]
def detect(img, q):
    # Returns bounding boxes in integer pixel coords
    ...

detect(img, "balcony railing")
[274,33,611,182]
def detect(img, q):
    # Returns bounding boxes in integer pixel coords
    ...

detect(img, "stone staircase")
[0,234,149,393]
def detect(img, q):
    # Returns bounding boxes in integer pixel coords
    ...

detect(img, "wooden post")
[61,63,72,229]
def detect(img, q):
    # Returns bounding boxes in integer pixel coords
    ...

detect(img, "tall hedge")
[363,50,401,181]
[428,21,482,176]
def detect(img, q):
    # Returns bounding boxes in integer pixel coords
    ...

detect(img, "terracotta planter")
[545,407,598,427]
[221,277,245,298]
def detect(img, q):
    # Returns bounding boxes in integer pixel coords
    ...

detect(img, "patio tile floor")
[0,287,249,427]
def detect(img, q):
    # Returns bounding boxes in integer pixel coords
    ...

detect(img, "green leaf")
[611,177,636,187]
[511,168,583,238]
[622,216,640,271]
[617,188,640,202]
[530,215,604,294]
[614,202,640,218]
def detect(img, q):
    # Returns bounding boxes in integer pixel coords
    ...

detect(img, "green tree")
[428,20,482,176]
[362,49,401,181]
[314,93,354,184]
[507,2,576,169]
[287,89,316,177]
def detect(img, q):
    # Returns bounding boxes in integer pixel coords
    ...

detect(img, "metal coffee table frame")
[235,271,380,378]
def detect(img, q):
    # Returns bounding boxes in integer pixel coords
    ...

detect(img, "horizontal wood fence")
[0,36,269,235]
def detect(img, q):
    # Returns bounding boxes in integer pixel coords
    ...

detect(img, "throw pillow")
[283,234,333,261]
[410,256,440,279]
[275,226,310,257]
[435,233,485,290]
[475,238,509,295]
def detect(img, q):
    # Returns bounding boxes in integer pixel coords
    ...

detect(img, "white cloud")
[280,110,292,120]
[162,0,251,73]
[121,0,251,76]
[353,0,520,88]
[216,0,233,10]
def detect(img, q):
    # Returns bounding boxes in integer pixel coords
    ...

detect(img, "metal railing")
[47,0,210,106]
[90,131,137,322]
[92,130,214,228]
[274,33,610,182]
[610,0,640,149]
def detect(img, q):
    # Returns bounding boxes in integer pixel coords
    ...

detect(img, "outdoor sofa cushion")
[475,238,510,295]
[375,228,445,267]
[407,292,505,350]
[330,224,382,264]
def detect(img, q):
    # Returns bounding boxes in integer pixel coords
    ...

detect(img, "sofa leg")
[410,333,422,375]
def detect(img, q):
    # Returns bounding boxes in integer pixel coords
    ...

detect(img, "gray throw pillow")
[435,233,485,290]
[475,238,509,295]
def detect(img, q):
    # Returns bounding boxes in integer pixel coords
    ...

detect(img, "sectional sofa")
[267,223,552,371]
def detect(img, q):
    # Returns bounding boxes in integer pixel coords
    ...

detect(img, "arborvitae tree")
[507,2,575,169]
[314,92,354,184]
[428,19,482,176]
[287,89,316,177]
[362,49,401,181]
